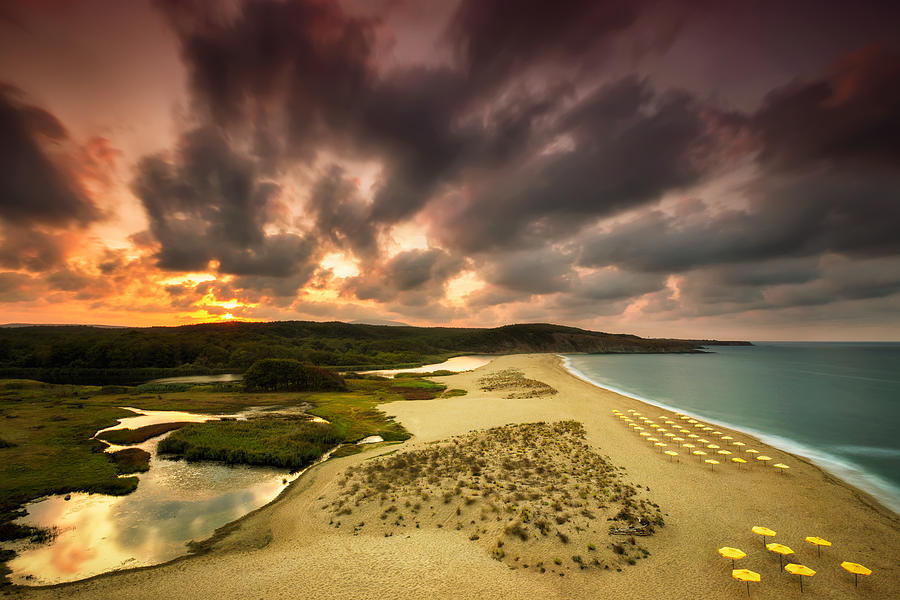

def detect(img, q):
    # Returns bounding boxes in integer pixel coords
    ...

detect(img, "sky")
[1,0,899,340]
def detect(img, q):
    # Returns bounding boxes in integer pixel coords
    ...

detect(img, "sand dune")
[12,354,899,599]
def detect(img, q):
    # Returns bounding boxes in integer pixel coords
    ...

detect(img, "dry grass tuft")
[477,369,557,399]
[322,421,661,573]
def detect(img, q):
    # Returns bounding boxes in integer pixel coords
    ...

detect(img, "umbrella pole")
[800,575,803,592]
[746,581,750,597]
[855,573,858,588]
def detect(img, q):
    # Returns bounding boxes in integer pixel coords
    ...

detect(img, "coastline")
[559,353,900,517]
[10,353,899,599]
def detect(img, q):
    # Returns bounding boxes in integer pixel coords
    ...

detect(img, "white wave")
[559,354,900,517]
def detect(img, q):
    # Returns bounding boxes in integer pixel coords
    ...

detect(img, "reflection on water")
[147,374,243,384]
[95,407,236,438]
[360,355,492,377]
[6,409,297,585]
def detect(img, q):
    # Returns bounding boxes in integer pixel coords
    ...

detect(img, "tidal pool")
[5,409,300,585]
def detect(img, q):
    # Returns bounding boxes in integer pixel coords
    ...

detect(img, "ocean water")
[562,343,900,515]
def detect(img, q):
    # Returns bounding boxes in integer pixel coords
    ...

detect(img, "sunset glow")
[1,0,899,339]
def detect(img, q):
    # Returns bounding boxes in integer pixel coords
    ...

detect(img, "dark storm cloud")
[343,248,464,304]
[439,77,713,253]
[0,85,99,226]
[132,127,320,283]
[0,226,67,272]
[753,45,900,170]
[481,248,574,295]
[450,0,641,87]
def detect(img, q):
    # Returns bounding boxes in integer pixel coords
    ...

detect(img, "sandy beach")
[11,354,899,599]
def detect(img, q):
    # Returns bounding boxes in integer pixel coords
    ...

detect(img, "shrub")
[243,359,346,392]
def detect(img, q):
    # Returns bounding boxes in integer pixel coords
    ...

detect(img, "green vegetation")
[98,422,192,444]
[0,371,438,583]
[387,376,447,400]
[441,388,468,398]
[110,448,151,474]
[0,322,737,385]
[243,359,346,392]
[158,418,342,470]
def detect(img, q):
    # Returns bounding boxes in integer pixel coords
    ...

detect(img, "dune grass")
[326,421,661,572]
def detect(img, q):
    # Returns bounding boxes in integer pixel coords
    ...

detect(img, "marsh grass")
[324,421,661,571]
[158,418,342,470]
[109,448,151,474]
[97,422,192,444]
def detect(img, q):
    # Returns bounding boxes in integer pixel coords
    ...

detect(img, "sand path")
[12,354,899,599]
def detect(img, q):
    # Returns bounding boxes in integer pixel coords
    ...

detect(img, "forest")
[0,321,748,384]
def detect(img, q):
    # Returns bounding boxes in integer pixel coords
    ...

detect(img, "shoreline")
[10,353,899,599]
[558,354,900,517]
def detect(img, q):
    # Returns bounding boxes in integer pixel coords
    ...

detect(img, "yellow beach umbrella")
[665,420,676,425]
[721,435,734,440]
[841,561,872,588]
[664,450,678,461]
[647,437,659,442]
[639,432,651,437]
[732,457,747,468]
[718,546,747,568]
[687,419,698,423]
[698,438,711,444]
[717,449,732,456]
[692,449,707,461]
[773,463,790,473]
[732,569,760,597]
[650,423,661,428]
[712,431,723,436]
[705,458,720,470]
[654,442,667,451]
[766,542,794,568]
[756,455,772,465]
[672,436,685,442]
[664,432,676,438]
[707,443,720,449]
[804,536,831,557]
[745,449,759,455]
[679,428,691,434]
[785,563,816,592]
[688,433,700,439]
[752,526,776,546]
[702,426,714,431]
[732,441,746,448]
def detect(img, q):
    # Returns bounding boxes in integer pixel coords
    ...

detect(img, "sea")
[561,342,900,516]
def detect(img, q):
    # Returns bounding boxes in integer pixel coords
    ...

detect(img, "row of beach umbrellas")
[611,408,791,472]
[720,527,872,595]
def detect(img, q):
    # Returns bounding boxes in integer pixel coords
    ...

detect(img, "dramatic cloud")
[2,0,899,337]
[0,85,99,226]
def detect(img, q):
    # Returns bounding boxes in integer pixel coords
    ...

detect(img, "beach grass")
[324,421,662,571]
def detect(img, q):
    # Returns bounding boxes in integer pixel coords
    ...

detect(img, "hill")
[0,321,749,384]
